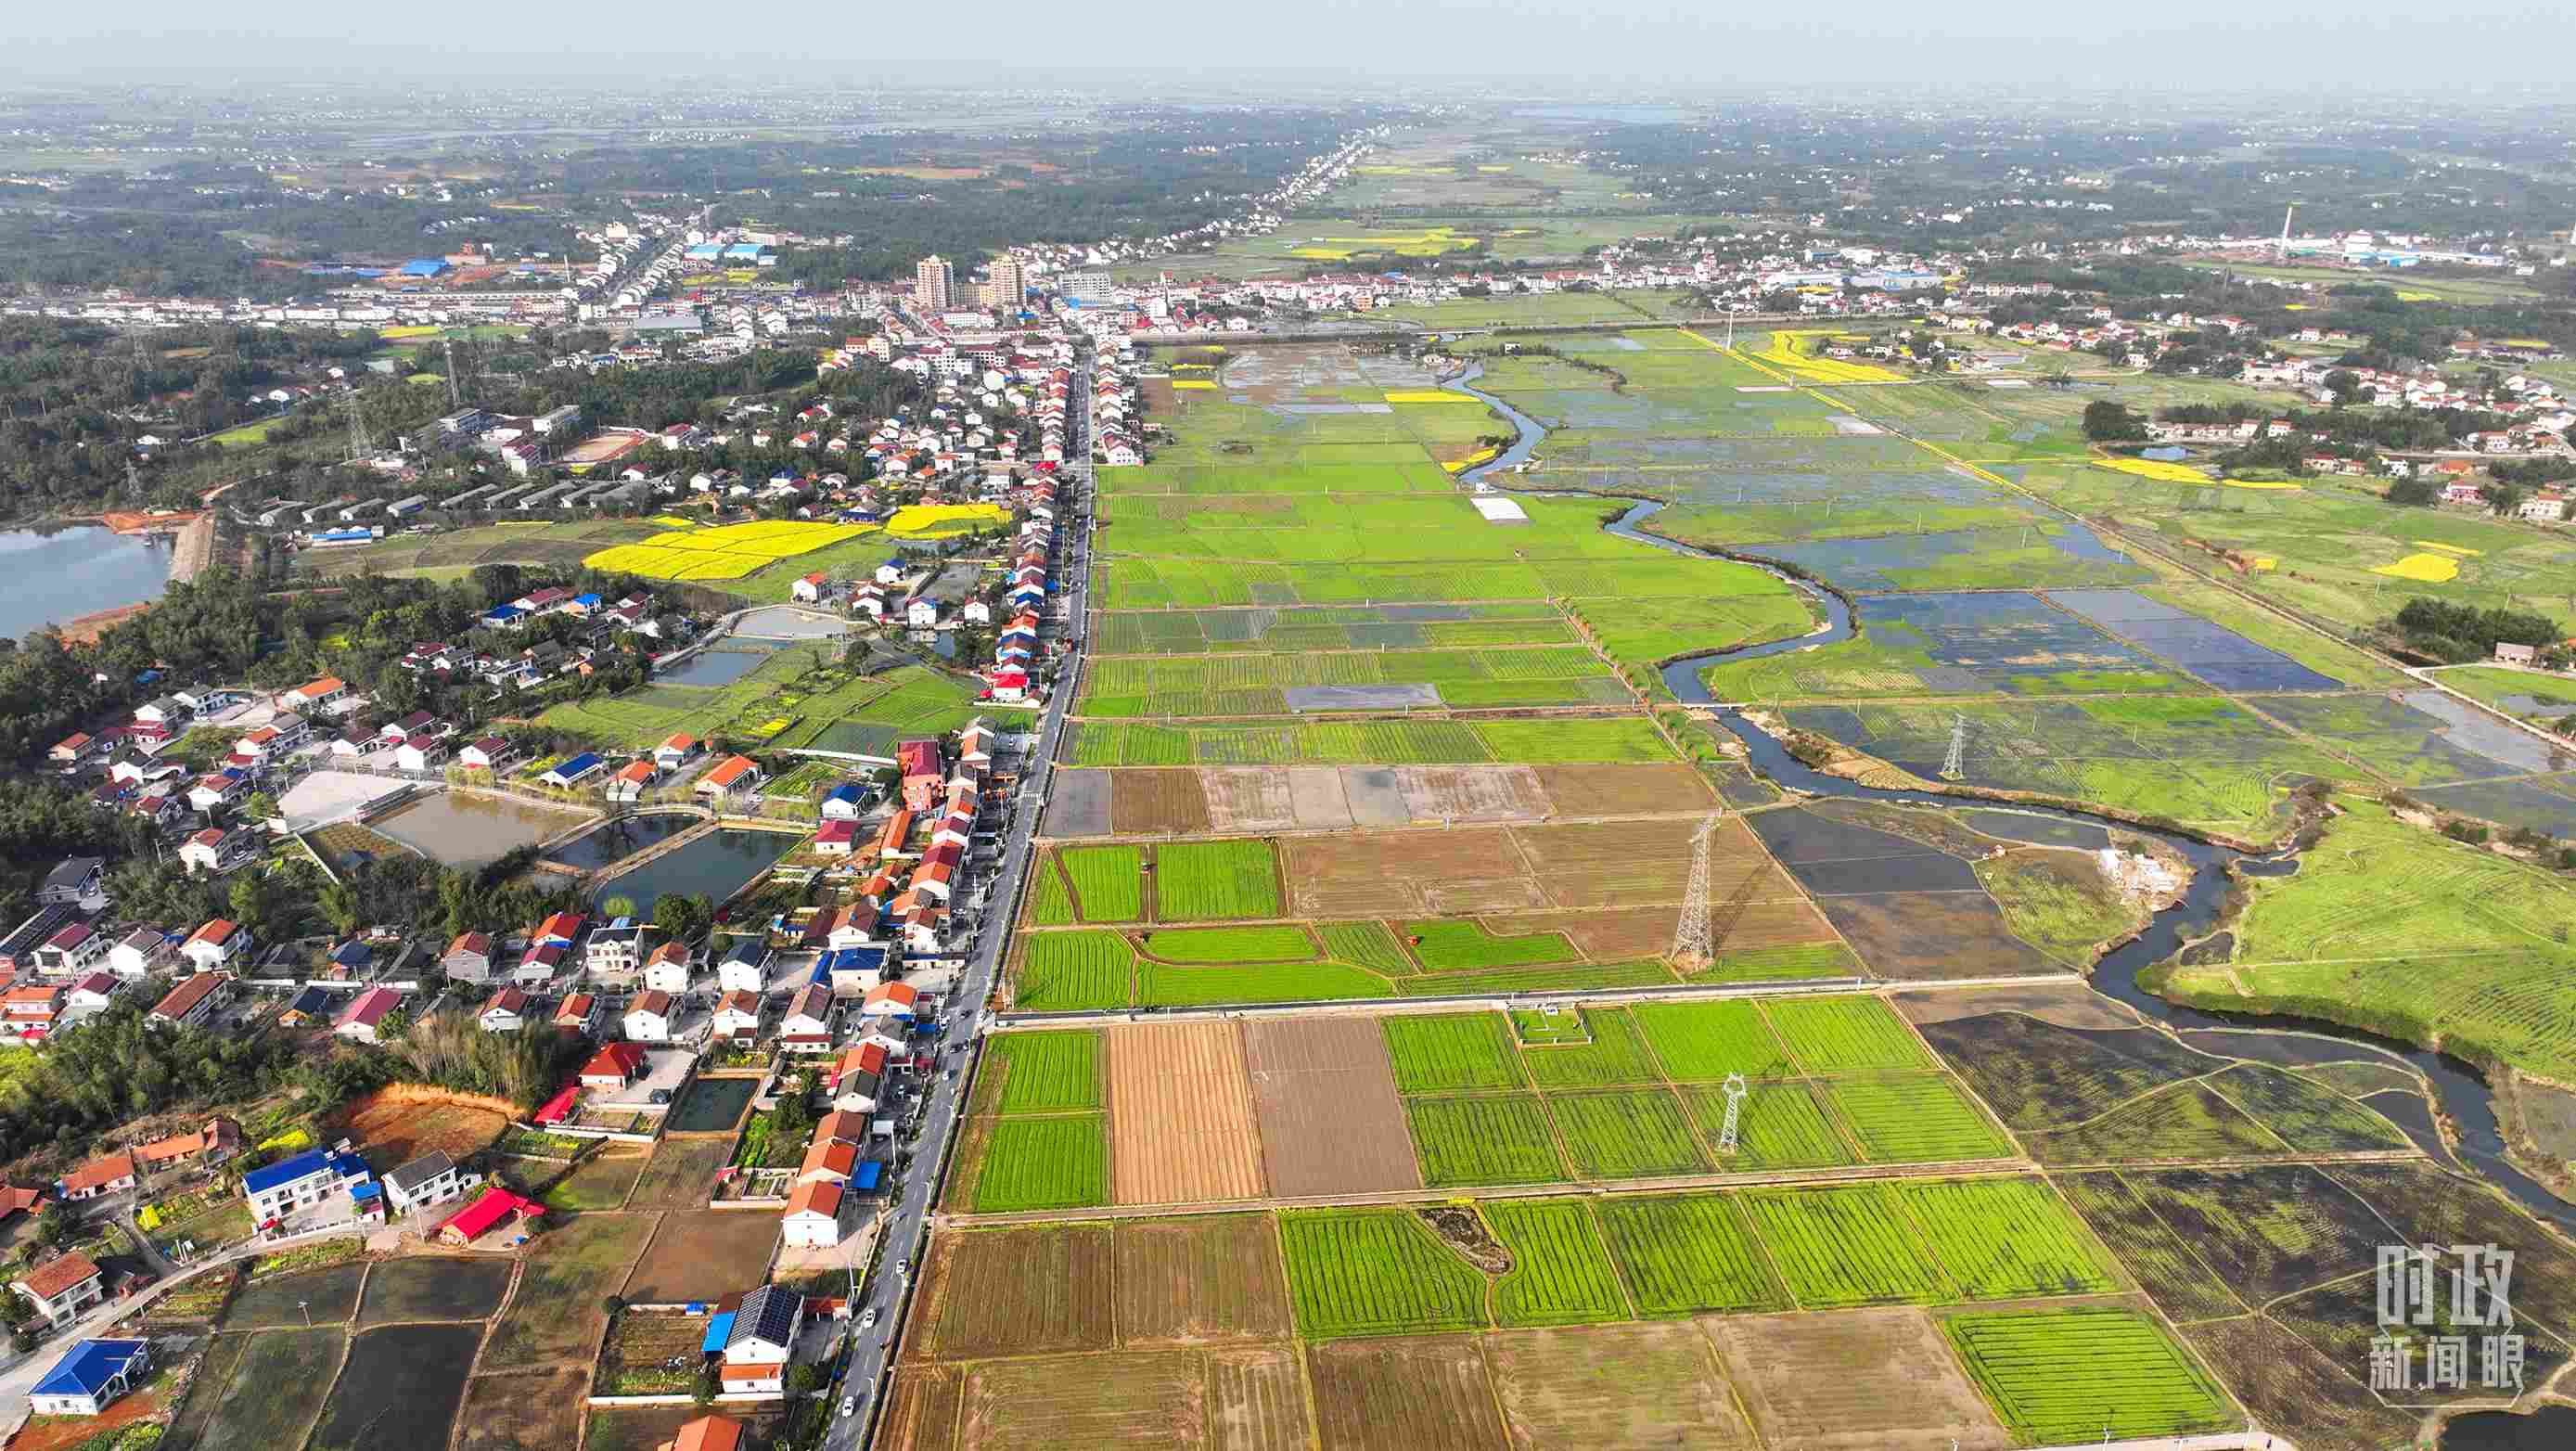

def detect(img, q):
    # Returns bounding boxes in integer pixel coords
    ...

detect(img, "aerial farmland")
[929,299,2576,1451]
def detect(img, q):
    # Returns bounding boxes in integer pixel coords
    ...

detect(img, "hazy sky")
[11,2,2576,87]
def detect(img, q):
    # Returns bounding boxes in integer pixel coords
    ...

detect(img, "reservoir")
[0,525,172,641]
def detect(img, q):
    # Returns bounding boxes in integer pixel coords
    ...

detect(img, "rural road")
[824,353,1096,1451]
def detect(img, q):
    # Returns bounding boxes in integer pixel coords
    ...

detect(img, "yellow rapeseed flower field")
[1384,390,1482,404]
[887,503,1011,538]
[2371,553,2462,583]
[2096,457,2215,483]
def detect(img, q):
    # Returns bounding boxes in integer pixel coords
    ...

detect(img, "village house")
[778,984,835,1052]
[148,971,234,1030]
[695,754,763,799]
[642,941,693,995]
[717,937,772,995]
[2,983,60,1040]
[132,1118,241,1174]
[586,921,647,977]
[61,972,120,1015]
[29,1339,152,1419]
[12,1254,105,1329]
[718,1285,806,1395]
[107,929,166,979]
[334,986,404,1043]
[654,734,701,772]
[36,858,105,909]
[435,1186,543,1247]
[34,923,107,978]
[179,827,253,875]
[580,1041,649,1088]
[623,989,675,1042]
[828,1042,889,1112]
[57,1152,135,1202]
[179,918,250,971]
[442,931,496,983]
[242,1147,374,1226]
[711,991,763,1041]
[382,1151,468,1216]
[480,987,530,1034]
[606,759,659,803]
[554,993,601,1035]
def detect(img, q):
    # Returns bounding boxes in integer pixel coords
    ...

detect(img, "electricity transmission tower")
[347,392,373,459]
[1671,815,1719,967]
[1940,713,1967,781]
[442,339,463,409]
[1716,1073,1749,1154]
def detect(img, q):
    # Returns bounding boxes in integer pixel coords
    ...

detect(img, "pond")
[666,1075,760,1135]
[368,792,592,868]
[592,828,790,915]
[545,813,700,872]
[2442,1406,2576,1450]
[655,646,777,687]
[0,524,172,641]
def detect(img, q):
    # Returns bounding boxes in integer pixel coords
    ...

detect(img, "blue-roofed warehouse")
[398,259,450,278]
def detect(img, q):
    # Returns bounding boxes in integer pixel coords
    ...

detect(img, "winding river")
[1448,365,2575,1241]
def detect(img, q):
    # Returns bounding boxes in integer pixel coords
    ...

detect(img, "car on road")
[896,1257,911,1278]
[841,1395,857,1419]
[862,1306,878,1329]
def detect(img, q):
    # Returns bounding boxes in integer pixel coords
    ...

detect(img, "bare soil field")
[1339,767,1416,828]
[1108,1021,1267,1204]
[921,1224,1116,1360]
[1813,891,2062,981]
[1519,818,1751,908]
[1115,1215,1294,1346]
[1046,769,1114,838]
[333,1087,513,1170]
[1244,1019,1421,1199]
[1703,1307,2015,1451]
[456,1367,588,1451]
[1205,768,1301,833]
[622,1210,779,1302]
[1282,827,1542,917]
[1307,1335,1507,1451]
[1209,1346,1315,1451]
[1288,768,1358,828]
[1548,905,1680,959]
[961,1348,1209,1451]
[878,1367,965,1451]
[1112,769,1214,834]
[1893,981,2140,1030]
[1392,765,1550,822]
[1532,763,1717,815]
[1486,1322,1758,1451]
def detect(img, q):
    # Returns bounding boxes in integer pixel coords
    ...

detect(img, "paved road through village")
[825,355,1093,1451]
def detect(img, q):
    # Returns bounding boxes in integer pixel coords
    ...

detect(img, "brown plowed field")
[1486,1322,1757,1451]
[961,1349,1207,1451]
[622,1211,780,1302]
[879,1367,964,1451]
[1204,768,1301,833]
[1210,1346,1314,1451]
[1532,763,1718,815]
[1107,1021,1266,1204]
[1550,905,1681,959]
[923,1224,1115,1360]
[1280,827,1532,917]
[1704,1307,2014,1451]
[1307,1335,1506,1451]
[1519,818,1787,909]
[1393,765,1551,822]
[1114,1215,1293,1345]
[1112,769,1213,835]
[1814,892,2060,981]
[1243,1019,1420,1199]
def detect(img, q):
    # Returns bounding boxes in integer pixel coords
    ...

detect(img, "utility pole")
[442,339,461,409]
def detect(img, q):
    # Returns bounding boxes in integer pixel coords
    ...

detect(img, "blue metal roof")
[549,751,604,779]
[821,784,864,806]
[724,937,768,965]
[33,1340,148,1399]
[242,1148,330,1195]
[852,1161,884,1191]
[331,940,372,969]
[700,1311,737,1354]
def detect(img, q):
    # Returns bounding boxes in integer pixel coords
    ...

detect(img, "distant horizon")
[10,6,2576,91]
